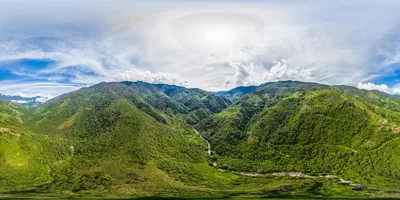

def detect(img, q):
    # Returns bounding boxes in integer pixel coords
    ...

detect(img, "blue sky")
[1,0,400,99]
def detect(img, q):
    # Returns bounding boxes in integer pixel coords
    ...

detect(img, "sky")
[1,0,400,99]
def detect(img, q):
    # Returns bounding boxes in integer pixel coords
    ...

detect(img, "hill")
[196,81,400,191]
[0,100,51,191]
[1,81,400,198]
[1,82,235,195]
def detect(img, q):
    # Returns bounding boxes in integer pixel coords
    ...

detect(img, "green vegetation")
[2,81,400,199]
[197,81,400,192]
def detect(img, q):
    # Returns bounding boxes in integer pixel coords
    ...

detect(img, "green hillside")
[2,81,400,198]
[0,101,50,191]
[196,81,400,191]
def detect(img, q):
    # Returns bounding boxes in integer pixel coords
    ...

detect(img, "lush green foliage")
[2,81,400,198]
[196,81,400,191]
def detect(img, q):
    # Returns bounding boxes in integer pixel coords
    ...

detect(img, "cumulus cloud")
[1,0,400,97]
[224,59,317,89]
[114,69,186,85]
[101,1,400,90]
[357,82,390,92]
[357,82,400,94]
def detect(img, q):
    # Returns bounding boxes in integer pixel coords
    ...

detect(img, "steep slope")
[0,82,216,193]
[196,81,400,190]
[27,82,212,193]
[0,100,51,191]
[120,81,232,124]
[24,82,351,196]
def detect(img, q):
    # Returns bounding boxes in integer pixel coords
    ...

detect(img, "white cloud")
[357,82,400,95]
[357,82,390,92]
[0,81,82,100]
[103,2,400,90]
[114,69,186,85]
[35,96,50,103]
[10,100,28,104]
[1,1,400,96]
[12,92,29,97]
[224,59,317,89]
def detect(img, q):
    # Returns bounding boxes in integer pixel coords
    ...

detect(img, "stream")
[193,128,362,188]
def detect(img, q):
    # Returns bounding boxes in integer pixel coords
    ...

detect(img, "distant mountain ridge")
[214,85,257,102]
[0,93,48,104]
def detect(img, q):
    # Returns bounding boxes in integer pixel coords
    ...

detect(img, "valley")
[194,127,362,189]
[1,81,400,199]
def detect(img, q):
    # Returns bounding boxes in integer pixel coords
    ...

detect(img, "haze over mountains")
[0,93,48,104]
[1,80,400,198]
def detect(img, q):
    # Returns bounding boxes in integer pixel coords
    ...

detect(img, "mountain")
[2,81,400,198]
[214,85,257,102]
[27,82,212,193]
[196,81,400,191]
[0,93,48,111]
[0,81,230,194]
[1,81,293,197]
[118,81,232,124]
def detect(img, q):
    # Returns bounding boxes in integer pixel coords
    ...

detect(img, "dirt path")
[372,137,400,151]
[54,145,75,164]
[193,128,212,156]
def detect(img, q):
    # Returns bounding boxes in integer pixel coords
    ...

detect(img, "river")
[193,128,362,188]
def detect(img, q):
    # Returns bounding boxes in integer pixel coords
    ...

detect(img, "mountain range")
[1,81,400,199]
[0,93,49,104]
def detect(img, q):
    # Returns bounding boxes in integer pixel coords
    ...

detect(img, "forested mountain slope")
[30,84,207,193]
[2,81,400,198]
[0,100,51,191]
[10,81,232,193]
[1,81,345,197]
[196,81,400,191]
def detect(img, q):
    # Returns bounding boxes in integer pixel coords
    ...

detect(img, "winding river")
[193,128,362,188]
